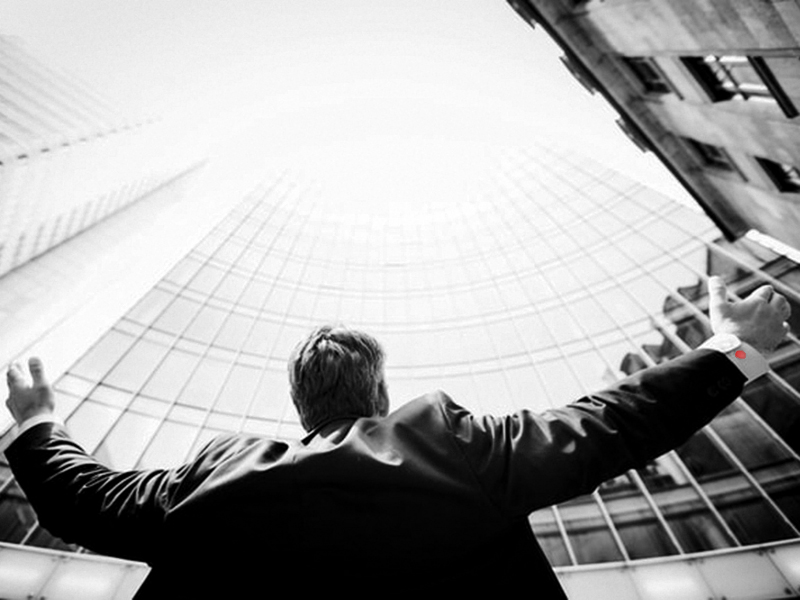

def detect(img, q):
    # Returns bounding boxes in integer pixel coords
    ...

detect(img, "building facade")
[0,144,798,598]
[0,35,203,278]
[506,0,800,252]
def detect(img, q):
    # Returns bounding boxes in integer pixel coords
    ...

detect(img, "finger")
[750,284,774,302]
[28,357,47,387]
[6,363,26,389]
[771,294,792,320]
[707,276,730,315]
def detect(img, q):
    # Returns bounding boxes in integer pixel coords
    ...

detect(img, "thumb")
[707,276,730,319]
[28,357,48,387]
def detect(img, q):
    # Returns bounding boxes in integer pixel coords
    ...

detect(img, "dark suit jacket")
[6,349,744,597]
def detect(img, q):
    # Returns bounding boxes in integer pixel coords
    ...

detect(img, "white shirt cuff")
[16,413,62,438]
[699,334,769,383]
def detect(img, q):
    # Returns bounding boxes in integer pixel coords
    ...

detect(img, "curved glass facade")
[1,144,799,590]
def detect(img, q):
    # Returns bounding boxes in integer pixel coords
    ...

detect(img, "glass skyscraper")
[1,143,799,599]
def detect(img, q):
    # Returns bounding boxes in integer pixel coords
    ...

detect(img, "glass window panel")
[506,363,548,412]
[130,395,170,418]
[676,430,736,480]
[89,385,131,409]
[273,324,309,359]
[188,263,226,295]
[470,284,502,313]
[570,297,615,336]
[568,351,610,393]
[240,279,272,309]
[717,491,796,545]
[141,349,200,401]
[488,318,526,357]
[559,495,625,564]
[164,256,202,286]
[593,245,636,277]
[0,478,38,544]
[66,400,122,454]
[594,287,647,326]
[598,474,677,559]
[138,420,198,469]
[212,238,242,264]
[103,337,169,392]
[625,275,671,317]
[678,433,795,544]
[69,329,134,382]
[543,266,581,294]
[94,411,161,470]
[530,509,572,567]
[291,288,317,317]
[243,319,281,356]
[314,292,341,322]
[515,311,555,351]
[126,288,172,326]
[537,359,583,408]
[569,255,607,287]
[215,313,255,350]
[216,364,262,415]
[740,373,800,454]
[184,304,228,344]
[709,404,791,469]
[169,403,207,426]
[540,306,582,343]
[248,367,290,420]
[178,356,231,409]
[661,501,733,552]
[458,323,496,363]
[236,247,265,273]
[54,373,95,399]
[216,272,249,303]
[153,296,201,335]
[473,368,514,414]
[267,285,296,314]
[586,211,627,238]
[518,271,557,302]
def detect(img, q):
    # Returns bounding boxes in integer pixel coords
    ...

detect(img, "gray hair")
[288,325,388,431]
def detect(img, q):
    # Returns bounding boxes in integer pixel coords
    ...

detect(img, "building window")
[684,138,738,173]
[682,55,798,118]
[756,157,800,193]
[623,57,673,95]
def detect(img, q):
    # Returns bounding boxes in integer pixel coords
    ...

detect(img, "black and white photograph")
[0,1,799,598]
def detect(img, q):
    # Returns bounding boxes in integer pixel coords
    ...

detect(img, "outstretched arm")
[446,277,791,516]
[4,359,222,562]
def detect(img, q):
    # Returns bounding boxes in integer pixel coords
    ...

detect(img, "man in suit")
[4,276,791,597]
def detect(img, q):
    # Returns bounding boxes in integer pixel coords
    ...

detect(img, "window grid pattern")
[2,145,799,567]
[0,36,202,279]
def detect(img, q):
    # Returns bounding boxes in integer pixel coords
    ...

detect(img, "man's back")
[106,392,562,595]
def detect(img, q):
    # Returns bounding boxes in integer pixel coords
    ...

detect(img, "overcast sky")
[0,0,692,212]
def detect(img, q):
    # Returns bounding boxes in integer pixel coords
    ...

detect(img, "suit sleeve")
[441,349,746,517]
[4,424,236,563]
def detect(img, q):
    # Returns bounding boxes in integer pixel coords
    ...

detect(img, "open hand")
[708,276,791,354]
[6,357,55,425]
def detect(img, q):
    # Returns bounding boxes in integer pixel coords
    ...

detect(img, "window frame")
[681,54,799,118]
[683,137,744,179]
[622,56,679,97]
[756,157,800,193]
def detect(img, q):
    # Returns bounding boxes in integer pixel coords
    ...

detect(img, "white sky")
[0,0,694,213]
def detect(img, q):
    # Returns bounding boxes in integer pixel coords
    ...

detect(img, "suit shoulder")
[385,390,473,429]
